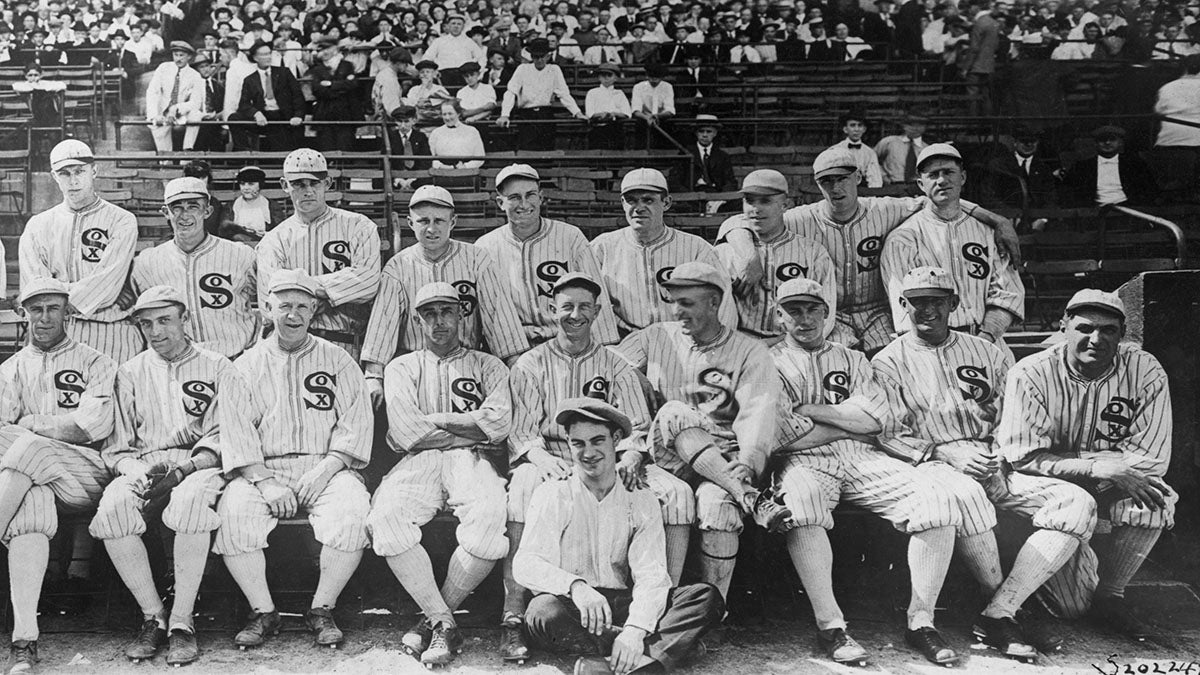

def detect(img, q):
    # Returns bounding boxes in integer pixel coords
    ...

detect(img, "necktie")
[740,48,749,63]
[403,134,414,170]
[1022,157,1031,175]
[262,69,274,101]
[702,147,709,164]
[168,68,180,109]
[904,140,918,181]
[848,143,862,149]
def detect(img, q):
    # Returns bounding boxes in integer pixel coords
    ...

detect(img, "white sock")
[699,530,739,601]
[169,533,211,631]
[665,524,690,586]
[502,521,526,618]
[785,526,844,630]
[957,531,1003,594]
[223,551,275,613]
[0,470,32,543]
[1096,526,1162,599]
[441,547,494,612]
[908,526,955,629]
[312,546,362,610]
[105,535,165,624]
[984,529,1079,619]
[9,534,48,642]
[386,547,453,626]
[675,428,752,503]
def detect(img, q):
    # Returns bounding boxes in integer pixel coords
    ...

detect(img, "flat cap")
[740,169,789,196]
[812,147,858,180]
[1066,288,1125,319]
[458,61,480,74]
[414,281,460,310]
[595,61,621,75]
[659,261,726,294]
[916,142,962,171]
[495,163,539,191]
[550,271,602,298]
[526,37,551,55]
[901,266,956,298]
[163,176,209,204]
[269,268,320,296]
[620,168,668,194]
[415,59,439,70]
[18,277,70,305]
[1092,124,1126,139]
[282,147,328,181]
[130,285,187,314]
[191,52,212,66]
[168,40,195,54]
[776,278,826,306]
[409,184,455,209]
[554,397,632,436]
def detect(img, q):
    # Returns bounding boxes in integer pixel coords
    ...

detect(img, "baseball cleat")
[1089,595,1156,642]
[125,619,167,662]
[573,656,615,675]
[1015,607,1064,653]
[816,627,869,666]
[498,614,529,664]
[905,627,959,666]
[749,488,796,533]
[165,629,199,667]
[972,615,1037,662]
[401,618,433,658]
[420,623,463,668]
[234,610,281,649]
[8,640,38,674]
[305,607,344,647]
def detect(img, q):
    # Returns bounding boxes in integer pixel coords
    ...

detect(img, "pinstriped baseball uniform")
[89,344,236,540]
[0,338,114,542]
[880,208,1025,335]
[131,236,260,358]
[213,334,372,555]
[506,339,694,525]
[769,338,961,533]
[368,346,510,560]
[714,223,838,339]
[592,227,739,333]
[475,218,621,345]
[361,240,530,365]
[20,198,142,363]
[257,207,381,352]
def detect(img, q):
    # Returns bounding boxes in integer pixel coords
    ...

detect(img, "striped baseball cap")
[554,397,632,436]
[1066,289,1125,319]
[776,278,826,306]
[164,177,209,204]
[414,282,460,310]
[269,268,320,297]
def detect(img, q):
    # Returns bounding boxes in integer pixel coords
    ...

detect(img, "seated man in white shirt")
[631,63,676,149]
[516,398,724,675]
[454,61,497,122]
[584,62,631,150]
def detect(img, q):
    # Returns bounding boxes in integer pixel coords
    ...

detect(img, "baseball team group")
[0,134,1176,674]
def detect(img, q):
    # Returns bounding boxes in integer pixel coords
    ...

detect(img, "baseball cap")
[776,278,826,306]
[916,142,962,171]
[1066,288,1125,319]
[554,397,632,437]
[163,176,209,205]
[812,148,858,180]
[550,271,602,298]
[740,169,789,196]
[192,53,212,66]
[269,268,320,297]
[414,281,460,310]
[17,277,70,306]
[620,168,668,194]
[595,62,620,75]
[901,266,956,298]
[49,139,94,172]
[409,184,455,209]
[282,148,328,181]
[168,40,195,54]
[659,261,726,294]
[495,163,540,191]
[130,285,187,314]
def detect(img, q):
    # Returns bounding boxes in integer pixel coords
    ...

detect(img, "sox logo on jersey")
[856,236,883,272]
[451,378,484,413]
[1098,396,1139,442]
[655,267,676,302]
[956,365,993,402]
[535,260,570,298]
[198,273,234,309]
[582,375,610,401]
[453,280,480,316]
[962,243,991,280]
[322,240,352,273]
[182,380,216,417]
[776,263,809,281]
[822,371,851,404]
[81,228,109,263]
[55,369,86,408]
[304,372,337,411]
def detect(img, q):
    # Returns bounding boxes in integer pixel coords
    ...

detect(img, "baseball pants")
[67,318,143,365]
[368,448,508,560]
[89,448,226,540]
[0,425,108,544]
[650,401,745,533]
[213,455,370,555]
[525,583,725,672]
[830,303,893,354]
[507,461,695,526]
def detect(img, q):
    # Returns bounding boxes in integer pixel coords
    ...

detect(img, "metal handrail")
[1110,205,1187,268]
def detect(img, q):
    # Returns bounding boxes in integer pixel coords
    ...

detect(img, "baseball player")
[366,282,511,668]
[0,278,115,673]
[130,176,259,359]
[717,147,1020,355]
[503,272,695,663]
[516,398,724,675]
[475,164,621,346]
[361,185,529,406]
[713,169,837,342]
[764,277,961,665]
[213,269,372,650]
[89,286,237,666]
[613,261,786,602]
[848,267,1096,662]
[21,139,142,364]
[257,148,381,358]
[998,289,1177,639]
[879,144,1025,351]
[591,168,738,335]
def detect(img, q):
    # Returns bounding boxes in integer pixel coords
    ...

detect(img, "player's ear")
[948,294,961,312]
[160,204,171,218]
[898,295,910,310]
[661,195,672,212]
[448,212,458,229]
[202,199,214,219]
[494,193,505,211]
[321,176,332,190]
[279,177,289,192]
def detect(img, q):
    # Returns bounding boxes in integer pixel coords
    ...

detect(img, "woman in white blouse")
[427,100,485,169]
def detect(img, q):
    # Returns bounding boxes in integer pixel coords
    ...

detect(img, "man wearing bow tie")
[827,110,883,188]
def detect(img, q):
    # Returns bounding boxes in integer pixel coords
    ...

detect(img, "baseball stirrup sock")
[1096,526,1162,599]
[665,524,690,586]
[386,547,454,625]
[170,533,211,631]
[786,526,845,630]
[502,521,527,617]
[442,548,495,611]
[699,530,739,600]
[985,529,1079,619]
[908,526,955,629]
[956,531,1003,593]
[223,551,275,613]
[674,428,750,501]
[9,534,48,642]
[106,536,166,622]
[312,547,363,609]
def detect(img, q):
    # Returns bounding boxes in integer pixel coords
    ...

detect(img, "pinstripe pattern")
[880,208,1025,334]
[592,227,739,333]
[361,240,530,365]
[772,339,875,463]
[0,338,117,442]
[256,206,381,340]
[475,219,621,345]
[64,319,143,366]
[714,226,838,338]
[132,236,259,358]
[0,426,109,542]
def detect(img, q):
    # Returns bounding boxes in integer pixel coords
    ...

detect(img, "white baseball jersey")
[101,344,235,471]
[591,226,739,333]
[771,337,872,454]
[257,206,381,338]
[615,323,780,475]
[880,207,1025,334]
[475,218,620,345]
[508,339,650,462]
[20,198,137,323]
[998,342,1172,479]
[861,331,1011,465]
[383,345,512,453]
[361,240,530,365]
[0,338,116,444]
[131,235,259,358]
[227,334,372,473]
[714,221,838,338]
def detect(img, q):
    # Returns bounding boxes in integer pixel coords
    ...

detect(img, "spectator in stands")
[405,59,453,126]
[229,40,305,152]
[229,165,281,241]
[13,62,65,128]
[19,26,65,66]
[805,19,839,60]
[63,21,93,66]
[674,48,717,102]
[424,13,485,86]
[632,62,676,148]
[456,62,497,123]
[310,36,360,152]
[622,23,659,64]
[687,114,736,193]
[189,54,225,151]
[487,16,522,59]
[145,40,204,153]
[983,125,1058,208]
[778,17,807,60]
[1052,21,1105,59]
[272,25,305,77]
[862,0,898,45]
[759,23,780,62]
[371,45,406,121]
[585,62,631,150]
[582,25,622,64]
[498,37,585,151]
[962,0,1000,115]
[829,110,884,188]
[1063,125,1159,207]
[661,24,693,63]
[483,49,514,87]
[388,105,433,181]
[124,22,155,66]
[1155,54,1200,174]
[833,22,874,60]
[429,100,485,170]
[873,110,931,186]
[219,37,255,125]
[729,27,764,68]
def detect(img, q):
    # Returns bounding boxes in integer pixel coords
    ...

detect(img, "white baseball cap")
[414,281,460,310]
[49,139,94,172]
[916,142,962,172]
[740,169,789,196]
[163,176,209,205]
[130,285,187,314]
[812,148,859,180]
[658,261,726,294]
[18,277,70,305]
[282,148,328,181]
[620,168,668,194]
[495,163,540,191]
[269,268,320,297]
[776,278,826,306]
[901,266,956,298]
[1066,288,1125,319]
[409,184,455,209]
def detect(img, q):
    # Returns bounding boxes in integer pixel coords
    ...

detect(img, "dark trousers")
[228,110,301,151]
[966,72,994,117]
[588,120,626,150]
[193,123,227,152]
[525,583,724,672]
[316,123,356,152]
[513,106,555,151]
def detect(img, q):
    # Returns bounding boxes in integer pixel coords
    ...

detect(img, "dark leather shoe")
[305,607,344,647]
[1090,595,1156,641]
[972,615,1037,659]
[234,610,281,648]
[125,619,166,661]
[905,627,959,665]
[817,627,868,664]
[166,629,199,666]
[499,615,529,663]
[9,640,38,674]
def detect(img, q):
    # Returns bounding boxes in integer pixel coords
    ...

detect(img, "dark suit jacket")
[237,66,305,119]
[389,128,432,171]
[1063,153,1159,207]
[687,144,735,192]
[659,41,692,65]
[483,65,514,87]
[806,39,844,61]
[674,67,718,99]
[310,59,360,120]
[984,151,1058,208]
[860,13,893,45]
[200,77,224,115]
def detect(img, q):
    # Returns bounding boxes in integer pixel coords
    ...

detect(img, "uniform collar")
[29,335,75,355]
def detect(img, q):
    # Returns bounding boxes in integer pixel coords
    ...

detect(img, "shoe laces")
[136,619,161,640]
[429,627,450,651]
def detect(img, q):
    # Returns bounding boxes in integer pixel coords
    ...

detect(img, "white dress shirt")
[585,84,632,117]
[630,80,675,116]
[1095,155,1127,205]
[423,33,486,69]
[500,63,581,116]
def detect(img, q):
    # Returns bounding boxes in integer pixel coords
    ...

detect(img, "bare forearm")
[24,415,91,444]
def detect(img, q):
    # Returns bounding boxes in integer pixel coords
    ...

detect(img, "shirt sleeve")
[255,229,287,305]
[612,328,650,372]
[732,345,781,476]
[471,356,512,444]
[661,82,676,115]
[698,247,739,330]
[500,67,522,116]
[984,232,1026,321]
[552,67,580,115]
[868,356,935,464]
[879,222,918,333]
[69,209,138,317]
[0,360,21,425]
[324,355,371,470]
[217,366,264,473]
[313,216,381,307]
[624,492,671,632]
[1116,360,1173,477]
[612,360,652,455]
[361,257,407,367]
[513,482,582,595]
[506,353,549,462]
[100,368,139,471]
[477,256,531,359]
[383,358,441,452]
[571,235,621,345]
